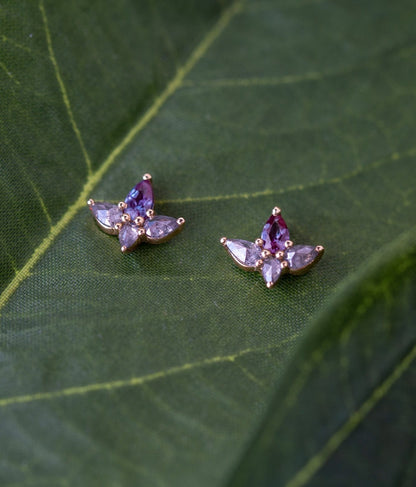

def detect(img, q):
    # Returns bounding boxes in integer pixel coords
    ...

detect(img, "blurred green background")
[0,1,415,486]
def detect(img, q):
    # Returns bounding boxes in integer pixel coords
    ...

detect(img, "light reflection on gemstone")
[118,224,142,251]
[261,258,282,286]
[124,180,154,219]
[90,202,123,235]
[144,216,179,242]
[261,214,290,254]
[285,245,318,271]
[225,239,262,269]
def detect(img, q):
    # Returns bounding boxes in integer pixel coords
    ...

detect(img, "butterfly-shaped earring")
[88,173,185,253]
[220,207,324,288]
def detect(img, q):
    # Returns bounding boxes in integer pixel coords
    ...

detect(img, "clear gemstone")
[285,245,318,271]
[261,258,282,286]
[118,223,142,251]
[225,239,262,268]
[261,214,290,254]
[144,216,179,242]
[90,201,122,234]
[124,180,154,219]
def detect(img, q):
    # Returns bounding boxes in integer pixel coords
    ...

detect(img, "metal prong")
[114,222,123,231]
[261,249,271,259]
[118,201,127,210]
[255,259,264,269]
[315,245,324,252]
[121,214,131,223]
[220,237,227,246]
[255,238,264,248]
[276,251,285,260]
[177,217,185,225]
[266,282,274,289]
[272,207,281,216]
[281,261,289,269]
[143,173,152,181]
[121,245,128,253]
[138,228,146,237]
[134,216,145,227]
[146,209,154,219]
[87,198,95,206]
[285,240,294,249]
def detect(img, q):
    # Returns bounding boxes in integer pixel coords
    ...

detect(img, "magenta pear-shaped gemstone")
[124,179,154,219]
[261,213,290,254]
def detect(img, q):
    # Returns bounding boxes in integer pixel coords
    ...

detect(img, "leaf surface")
[228,227,416,487]
[1,0,416,486]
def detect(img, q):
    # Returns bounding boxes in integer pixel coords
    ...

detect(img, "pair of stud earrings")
[88,174,324,288]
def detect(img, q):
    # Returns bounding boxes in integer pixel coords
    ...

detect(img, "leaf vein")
[39,0,93,176]
[284,344,416,487]
[158,147,416,205]
[0,335,297,409]
[0,0,244,315]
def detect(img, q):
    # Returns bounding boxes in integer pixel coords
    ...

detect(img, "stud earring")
[88,173,185,253]
[220,206,324,288]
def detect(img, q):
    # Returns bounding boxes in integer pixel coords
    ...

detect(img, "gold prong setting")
[220,204,324,287]
[87,173,185,252]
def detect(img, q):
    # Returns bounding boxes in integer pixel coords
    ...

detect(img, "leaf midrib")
[0,0,244,315]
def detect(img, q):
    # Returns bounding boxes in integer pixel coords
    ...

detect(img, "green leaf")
[1,0,415,486]
[228,226,416,487]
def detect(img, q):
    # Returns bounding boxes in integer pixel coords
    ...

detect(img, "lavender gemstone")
[261,258,282,286]
[124,179,154,219]
[261,214,290,254]
[225,239,262,269]
[90,201,122,235]
[118,223,142,251]
[285,245,318,271]
[144,216,179,242]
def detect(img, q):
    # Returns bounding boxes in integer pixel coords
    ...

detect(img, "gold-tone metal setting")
[134,216,145,227]
[261,249,271,259]
[88,173,185,253]
[219,204,325,288]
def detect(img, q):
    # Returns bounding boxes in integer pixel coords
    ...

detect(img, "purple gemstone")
[144,216,180,242]
[261,214,290,254]
[261,258,282,287]
[124,180,154,219]
[90,201,122,235]
[118,223,142,252]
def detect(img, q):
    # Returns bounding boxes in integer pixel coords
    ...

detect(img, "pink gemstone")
[261,213,290,253]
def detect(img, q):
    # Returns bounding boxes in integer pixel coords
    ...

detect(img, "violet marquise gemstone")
[225,239,262,269]
[118,223,142,251]
[90,201,123,235]
[124,179,154,219]
[144,216,180,242]
[261,214,290,254]
[285,245,319,272]
[261,257,282,286]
